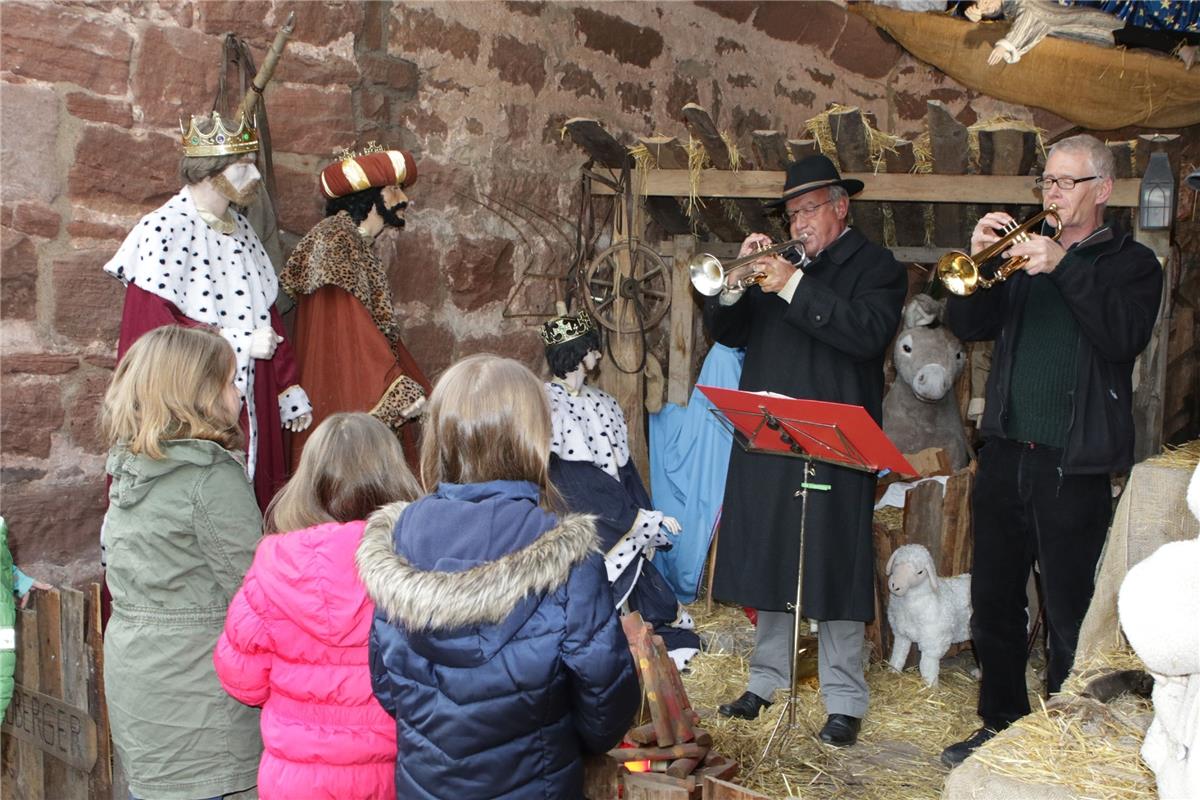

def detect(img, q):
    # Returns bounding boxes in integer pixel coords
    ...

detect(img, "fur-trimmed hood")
[356,487,599,666]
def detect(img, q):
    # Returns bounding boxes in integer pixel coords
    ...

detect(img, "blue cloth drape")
[648,344,743,602]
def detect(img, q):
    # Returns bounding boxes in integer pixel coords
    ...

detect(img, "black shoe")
[817,713,861,747]
[941,726,1001,767]
[717,691,772,720]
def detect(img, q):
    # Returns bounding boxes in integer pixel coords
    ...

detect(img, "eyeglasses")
[784,199,833,223]
[1034,175,1099,191]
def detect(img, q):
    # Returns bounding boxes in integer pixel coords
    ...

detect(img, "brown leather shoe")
[717,691,772,720]
[817,713,861,746]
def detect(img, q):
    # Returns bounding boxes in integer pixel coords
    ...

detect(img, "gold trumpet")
[689,238,809,297]
[937,205,1061,296]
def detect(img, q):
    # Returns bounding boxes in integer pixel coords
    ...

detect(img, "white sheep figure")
[886,543,972,687]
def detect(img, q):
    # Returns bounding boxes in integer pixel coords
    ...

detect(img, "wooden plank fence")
[1,585,112,800]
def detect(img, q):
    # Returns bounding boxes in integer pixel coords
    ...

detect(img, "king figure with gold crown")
[102,108,312,510]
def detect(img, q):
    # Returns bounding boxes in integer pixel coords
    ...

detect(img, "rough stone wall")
[0,0,1053,579]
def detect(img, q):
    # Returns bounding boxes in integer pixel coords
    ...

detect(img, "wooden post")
[605,189,650,478]
[1131,134,1179,462]
[668,235,699,405]
[563,118,650,477]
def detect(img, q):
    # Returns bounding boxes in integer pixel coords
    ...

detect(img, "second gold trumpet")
[937,205,1061,296]
[689,238,809,296]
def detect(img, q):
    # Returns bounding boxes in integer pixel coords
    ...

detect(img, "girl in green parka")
[100,325,264,800]
[1,516,50,721]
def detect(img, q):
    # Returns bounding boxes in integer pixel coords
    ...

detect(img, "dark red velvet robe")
[116,283,301,510]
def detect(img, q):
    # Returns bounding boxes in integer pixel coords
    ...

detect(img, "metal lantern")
[1138,150,1175,231]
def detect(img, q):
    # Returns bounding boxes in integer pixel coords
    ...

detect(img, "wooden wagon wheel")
[579,240,672,334]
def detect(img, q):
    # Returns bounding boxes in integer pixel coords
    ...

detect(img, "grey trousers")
[747,609,869,718]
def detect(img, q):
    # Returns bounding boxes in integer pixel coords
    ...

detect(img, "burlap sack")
[1076,459,1200,667]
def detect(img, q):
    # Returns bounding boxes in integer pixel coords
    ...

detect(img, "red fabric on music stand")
[698,385,918,479]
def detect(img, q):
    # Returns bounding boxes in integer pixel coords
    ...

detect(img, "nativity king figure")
[102,109,312,510]
[279,143,431,469]
[542,308,701,670]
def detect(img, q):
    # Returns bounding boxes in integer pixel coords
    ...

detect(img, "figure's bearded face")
[376,185,410,230]
[212,160,262,207]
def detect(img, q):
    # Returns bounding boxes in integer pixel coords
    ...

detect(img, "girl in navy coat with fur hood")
[357,354,640,799]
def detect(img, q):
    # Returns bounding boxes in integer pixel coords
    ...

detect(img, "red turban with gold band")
[319,149,417,199]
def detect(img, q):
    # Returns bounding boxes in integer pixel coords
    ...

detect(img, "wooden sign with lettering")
[2,683,98,771]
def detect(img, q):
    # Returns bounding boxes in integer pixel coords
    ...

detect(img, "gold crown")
[332,140,386,162]
[540,311,596,346]
[180,111,259,158]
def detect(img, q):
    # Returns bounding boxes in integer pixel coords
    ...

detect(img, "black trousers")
[970,438,1112,728]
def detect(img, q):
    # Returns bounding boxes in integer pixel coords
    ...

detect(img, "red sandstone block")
[1,226,38,320]
[0,3,133,94]
[51,249,124,346]
[131,26,222,128]
[1,376,65,459]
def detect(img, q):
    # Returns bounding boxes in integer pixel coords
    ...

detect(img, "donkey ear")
[903,294,940,329]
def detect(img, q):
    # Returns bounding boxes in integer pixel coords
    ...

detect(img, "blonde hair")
[101,325,241,458]
[420,354,560,509]
[265,413,420,534]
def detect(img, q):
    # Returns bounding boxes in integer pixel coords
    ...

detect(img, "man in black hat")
[707,154,906,747]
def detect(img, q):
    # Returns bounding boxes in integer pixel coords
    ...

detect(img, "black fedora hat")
[766,154,864,208]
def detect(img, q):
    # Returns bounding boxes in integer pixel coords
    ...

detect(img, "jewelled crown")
[180,111,259,158]
[540,310,596,346]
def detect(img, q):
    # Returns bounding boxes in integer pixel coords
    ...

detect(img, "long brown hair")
[265,412,421,534]
[420,354,560,509]
[101,325,242,458]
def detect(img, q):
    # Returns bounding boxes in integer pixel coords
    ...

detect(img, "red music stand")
[698,385,917,757]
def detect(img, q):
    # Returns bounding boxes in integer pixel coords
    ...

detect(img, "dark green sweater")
[1005,276,1079,448]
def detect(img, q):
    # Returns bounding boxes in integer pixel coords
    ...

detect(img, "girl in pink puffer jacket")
[215,413,420,800]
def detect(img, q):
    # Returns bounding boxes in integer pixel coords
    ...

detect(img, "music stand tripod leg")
[757,457,819,764]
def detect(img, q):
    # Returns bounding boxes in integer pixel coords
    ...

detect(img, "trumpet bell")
[937,252,980,296]
[689,253,727,296]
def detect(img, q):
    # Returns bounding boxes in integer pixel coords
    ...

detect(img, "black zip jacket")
[947,222,1163,475]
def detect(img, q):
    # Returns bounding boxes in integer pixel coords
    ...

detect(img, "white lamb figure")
[886,543,972,687]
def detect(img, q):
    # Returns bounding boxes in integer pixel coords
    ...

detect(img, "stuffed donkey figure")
[883,294,971,471]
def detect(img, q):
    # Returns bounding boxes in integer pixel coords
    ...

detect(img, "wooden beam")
[564,117,632,169]
[750,130,790,171]
[590,170,1142,207]
[640,136,742,242]
[681,103,777,238]
[976,125,1036,177]
[928,100,971,248]
[829,107,886,245]
[787,139,819,162]
[885,140,926,248]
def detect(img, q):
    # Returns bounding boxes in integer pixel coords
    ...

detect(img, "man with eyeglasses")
[941,134,1163,767]
[706,154,906,747]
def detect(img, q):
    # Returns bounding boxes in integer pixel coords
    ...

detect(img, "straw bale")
[1146,437,1200,468]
